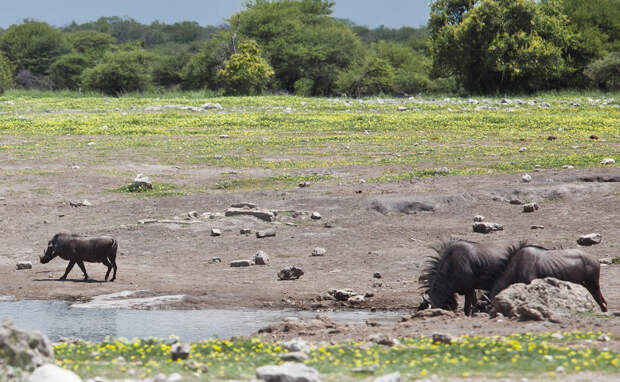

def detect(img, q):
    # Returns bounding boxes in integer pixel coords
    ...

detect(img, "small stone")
[167,373,182,382]
[133,173,152,189]
[348,295,365,304]
[328,289,358,301]
[397,106,408,111]
[187,211,199,218]
[374,372,401,382]
[562,164,574,169]
[368,333,399,347]
[590,134,599,140]
[209,257,222,264]
[256,363,320,382]
[211,228,222,236]
[240,228,252,235]
[521,173,532,183]
[544,355,554,362]
[541,102,551,108]
[87,142,95,146]
[281,339,309,353]
[213,154,223,159]
[601,158,615,165]
[473,222,503,234]
[599,258,612,265]
[519,147,527,152]
[170,342,190,361]
[16,261,33,270]
[577,233,602,246]
[373,272,382,279]
[523,202,539,213]
[509,199,523,205]
[116,356,126,364]
[555,366,565,374]
[547,135,557,140]
[432,333,454,345]
[278,352,309,362]
[473,215,484,222]
[298,181,310,188]
[219,134,230,139]
[311,247,326,257]
[311,212,322,220]
[28,364,82,382]
[201,102,223,110]
[597,334,611,342]
[551,333,564,340]
[256,229,276,238]
[230,260,252,267]
[253,250,270,265]
[278,266,304,280]
[531,225,545,230]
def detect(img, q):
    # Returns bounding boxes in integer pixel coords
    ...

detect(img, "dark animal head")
[417,239,462,311]
[40,234,62,264]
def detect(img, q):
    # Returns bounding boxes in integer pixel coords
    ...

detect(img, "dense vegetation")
[0,0,618,96]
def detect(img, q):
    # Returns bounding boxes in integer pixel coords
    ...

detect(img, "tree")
[181,33,232,90]
[81,48,152,95]
[429,0,572,93]
[0,21,70,75]
[68,30,116,59]
[217,40,274,95]
[0,52,15,91]
[231,0,362,95]
[584,52,620,90]
[335,54,395,97]
[49,53,91,89]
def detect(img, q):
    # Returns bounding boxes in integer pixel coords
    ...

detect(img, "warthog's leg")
[76,260,89,280]
[102,258,113,281]
[60,260,76,280]
[464,289,477,316]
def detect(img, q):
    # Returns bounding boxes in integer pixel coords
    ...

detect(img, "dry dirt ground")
[0,162,619,340]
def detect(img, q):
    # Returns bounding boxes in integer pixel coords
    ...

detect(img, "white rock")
[201,102,223,110]
[253,250,270,265]
[521,173,532,182]
[374,372,401,382]
[256,362,320,382]
[167,373,182,382]
[519,147,527,152]
[87,142,95,146]
[473,215,484,222]
[28,364,82,382]
[16,261,32,270]
[311,247,326,257]
[562,165,574,169]
[601,158,615,165]
[281,338,309,353]
[397,106,408,111]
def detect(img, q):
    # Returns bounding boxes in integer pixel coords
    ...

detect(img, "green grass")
[1,91,618,191]
[111,182,188,197]
[51,331,619,381]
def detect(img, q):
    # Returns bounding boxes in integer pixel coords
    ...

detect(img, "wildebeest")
[40,233,118,282]
[418,239,510,316]
[488,243,607,312]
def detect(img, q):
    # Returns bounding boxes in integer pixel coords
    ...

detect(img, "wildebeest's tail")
[418,238,460,309]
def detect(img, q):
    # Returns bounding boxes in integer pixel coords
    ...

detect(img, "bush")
[293,78,314,96]
[335,55,395,97]
[49,53,91,89]
[81,49,151,95]
[14,69,54,90]
[0,52,15,90]
[584,52,620,90]
[217,40,274,95]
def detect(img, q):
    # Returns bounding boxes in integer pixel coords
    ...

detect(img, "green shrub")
[584,52,620,90]
[81,49,151,95]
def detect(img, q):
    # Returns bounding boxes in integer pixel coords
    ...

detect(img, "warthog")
[40,233,118,281]
[489,243,607,312]
[418,239,510,316]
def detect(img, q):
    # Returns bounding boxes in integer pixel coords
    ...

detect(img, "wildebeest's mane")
[418,239,462,308]
[506,241,549,260]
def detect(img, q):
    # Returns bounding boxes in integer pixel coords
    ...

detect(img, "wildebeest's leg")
[585,283,608,312]
[60,260,76,280]
[108,254,117,282]
[464,289,476,316]
[102,258,113,281]
[76,260,89,280]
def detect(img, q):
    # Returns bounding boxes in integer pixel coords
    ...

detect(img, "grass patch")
[53,331,619,381]
[111,182,187,197]
[215,174,333,191]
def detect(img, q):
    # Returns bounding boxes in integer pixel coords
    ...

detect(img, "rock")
[374,372,401,382]
[281,339,309,353]
[577,233,602,246]
[540,102,551,108]
[547,135,557,140]
[231,202,257,209]
[209,257,222,264]
[473,222,503,233]
[397,106,408,111]
[240,228,252,235]
[0,321,54,371]
[87,142,95,146]
[523,202,539,213]
[28,364,82,382]
[256,362,320,382]
[310,212,322,220]
[211,228,222,236]
[187,211,199,218]
[278,266,304,281]
[219,134,230,139]
[69,200,92,207]
[170,342,190,361]
[598,334,611,342]
[278,352,309,362]
[16,261,32,270]
[501,98,512,104]
[298,181,310,188]
[473,215,484,222]
[492,277,598,321]
[133,173,152,190]
[509,199,522,205]
[599,258,612,265]
[368,333,399,347]
[601,158,615,165]
[184,359,208,373]
[256,229,276,238]
[167,373,182,382]
[590,134,599,140]
[226,207,275,222]
[230,260,252,267]
[531,225,545,230]
[432,333,454,345]
[201,102,223,110]
[412,308,456,318]
[373,272,382,279]
[311,247,326,257]
[328,289,358,301]
[521,173,532,183]
[519,147,527,152]
[253,250,270,265]
[562,165,574,169]
[348,295,365,304]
